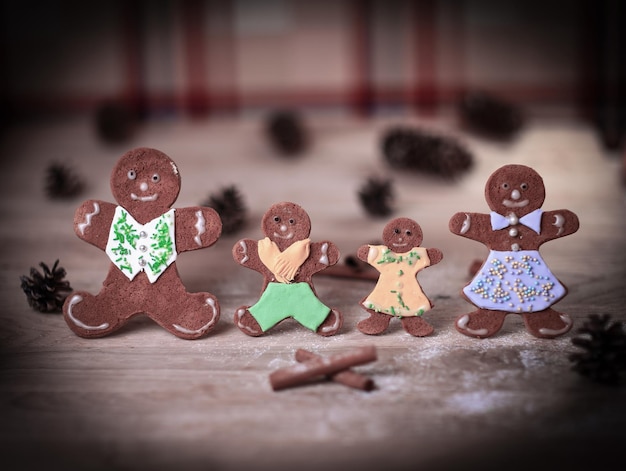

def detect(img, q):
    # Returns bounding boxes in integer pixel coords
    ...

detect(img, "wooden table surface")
[1,114,625,470]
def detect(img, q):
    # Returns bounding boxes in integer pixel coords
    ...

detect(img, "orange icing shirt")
[362,245,431,317]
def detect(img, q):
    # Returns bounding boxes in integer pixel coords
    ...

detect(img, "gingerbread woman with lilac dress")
[63,147,222,339]
[357,217,443,337]
[449,164,579,339]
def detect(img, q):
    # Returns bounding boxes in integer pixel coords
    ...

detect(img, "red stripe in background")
[211,0,239,115]
[121,1,146,116]
[413,0,439,114]
[351,0,373,116]
[182,0,210,117]
[444,0,466,105]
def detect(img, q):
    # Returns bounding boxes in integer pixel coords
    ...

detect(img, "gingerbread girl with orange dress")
[356,217,443,337]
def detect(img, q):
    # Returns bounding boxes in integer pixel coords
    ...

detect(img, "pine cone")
[95,100,136,143]
[265,109,308,156]
[20,260,72,313]
[569,314,626,385]
[381,126,473,179]
[203,185,247,235]
[45,163,84,199]
[458,90,524,141]
[358,177,394,217]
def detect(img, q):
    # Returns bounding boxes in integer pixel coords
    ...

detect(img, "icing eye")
[394,228,400,234]
[289,218,295,224]
[520,183,528,190]
[501,183,509,190]
[152,173,160,183]
[127,170,136,180]
[273,216,281,223]
[405,230,412,236]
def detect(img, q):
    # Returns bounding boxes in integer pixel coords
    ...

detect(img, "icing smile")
[273,231,294,240]
[131,193,158,202]
[502,199,528,208]
[392,242,408,248]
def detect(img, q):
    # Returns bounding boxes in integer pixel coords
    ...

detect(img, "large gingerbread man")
[449,164,579,339]
[63,147,222,339]
[357,217,443,337]
[232,201,343,336]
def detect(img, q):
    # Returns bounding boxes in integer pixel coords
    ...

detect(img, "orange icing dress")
[362,245,431,317]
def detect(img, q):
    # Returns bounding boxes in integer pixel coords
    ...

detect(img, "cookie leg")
[522,308,573,339]
[63,291,127,338]
[357,310,392,335]
[315,309,343,336]
[234,306,264,337]
[154,292,220,340]
[400,316,434,337]
[455,309,507,338]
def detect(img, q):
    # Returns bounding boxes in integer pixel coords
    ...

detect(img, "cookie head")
[485,164,545,216]
[110,147,181,217]
[262,202,311,249]
[382,217,423,252]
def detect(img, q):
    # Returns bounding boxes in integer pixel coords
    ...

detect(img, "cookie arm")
[356,244,370,262]
[175,207,222,252]
[426,248,443,266]
[308,241,340,274]
[449,212,491,242]
[539,209,579,243]
[73,200,116,250]
[232,238,272,276]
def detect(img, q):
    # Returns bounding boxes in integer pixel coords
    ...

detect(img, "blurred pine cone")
[203,185,248,235]
[458,90,524,141]
[265,109,309,156]
[20,260,72,313]
[45,162,84,199]
[569,314,626,385]
[95,100,136,144]
[358,177,394,217]
[381,126,473,179]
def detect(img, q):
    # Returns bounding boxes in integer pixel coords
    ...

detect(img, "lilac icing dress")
[463,210,566,313]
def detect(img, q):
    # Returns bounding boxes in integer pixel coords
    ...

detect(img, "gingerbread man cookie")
[356,218,443,337]
[449,164,579,339]
[232,202,343,336]
[63,147,222,339]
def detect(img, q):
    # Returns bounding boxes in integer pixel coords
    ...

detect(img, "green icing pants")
[249,282,331,332]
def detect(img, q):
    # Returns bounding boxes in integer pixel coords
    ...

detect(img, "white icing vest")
[105,206,177,283]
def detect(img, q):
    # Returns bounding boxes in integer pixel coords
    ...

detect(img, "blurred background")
[0,0,623,150]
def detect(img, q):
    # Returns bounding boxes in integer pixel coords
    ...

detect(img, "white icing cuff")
[67,295,109,331]
[460,213,471,234]
[319,242,329,265]
[78,202,100,235]
[538,314,572,336]
[194,210,206,246]
[172,298,218,335]
[553,214,565,236]
[239,241,249,264]
[456,314,488,336]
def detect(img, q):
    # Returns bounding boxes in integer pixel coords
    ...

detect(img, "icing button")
[139,231,148,238]
[511,243,520,252]
[139,245,147,252]
[509,227,518,237]
[508,214,519,225]
[138,258,147,267]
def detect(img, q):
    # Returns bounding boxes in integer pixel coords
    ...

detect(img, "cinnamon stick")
[318,255,378,281]
[319,263,378,281]
[295,349,375,391]
[269,345,377,391]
